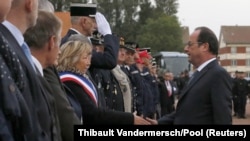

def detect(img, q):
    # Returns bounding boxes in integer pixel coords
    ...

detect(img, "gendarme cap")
[70,3,97,17]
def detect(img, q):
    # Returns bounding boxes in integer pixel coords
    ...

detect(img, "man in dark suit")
[232,71,240,117]
[147,26,232,124]
[24,10,64,141]
[0,32,33,141]
[0,0,54,140]
[0,58,29,141]
[37,3,82,141]
[0,1,35,140]
[232,71,248,119]
[159,72,176,116]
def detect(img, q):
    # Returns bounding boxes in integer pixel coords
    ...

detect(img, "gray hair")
[24,10,62,49]
[38,0,55,12]
[68,34,92,45]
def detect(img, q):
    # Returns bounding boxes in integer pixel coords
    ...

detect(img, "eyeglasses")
[186,41,203,47]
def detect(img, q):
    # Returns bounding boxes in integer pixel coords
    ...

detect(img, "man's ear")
[202,42,209,52]
[25,0,33,12]
[48,35,56,51]
[80,17,87,26]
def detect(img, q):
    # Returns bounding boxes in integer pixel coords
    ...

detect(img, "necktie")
[187,70,199,85]
[166,81,172,97]
[21,42,35,70]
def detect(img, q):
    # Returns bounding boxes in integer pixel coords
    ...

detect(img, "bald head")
[6,0,39,34]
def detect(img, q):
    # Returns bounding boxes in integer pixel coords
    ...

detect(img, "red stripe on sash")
[60,74,98,106]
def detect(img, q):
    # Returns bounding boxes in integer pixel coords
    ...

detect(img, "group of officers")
[88,30,162,119]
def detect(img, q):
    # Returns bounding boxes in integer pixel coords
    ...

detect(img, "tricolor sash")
[59,71,98,106]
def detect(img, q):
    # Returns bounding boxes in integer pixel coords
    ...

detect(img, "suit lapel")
[0,23,35,74]
[178,60,218,102]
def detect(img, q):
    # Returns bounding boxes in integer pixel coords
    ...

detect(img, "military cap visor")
[70,3,97,17]
[91,38,103,45]
[122,45,136,52]
[123,42,138,52]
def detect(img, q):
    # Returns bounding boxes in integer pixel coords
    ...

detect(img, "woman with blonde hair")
[57,40,150,125]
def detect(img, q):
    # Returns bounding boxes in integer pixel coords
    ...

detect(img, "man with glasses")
[147,26,232,124]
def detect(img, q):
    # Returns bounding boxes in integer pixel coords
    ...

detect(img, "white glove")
[95,12,112,36]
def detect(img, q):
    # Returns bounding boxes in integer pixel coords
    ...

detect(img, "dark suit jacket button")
[9,84,15,92]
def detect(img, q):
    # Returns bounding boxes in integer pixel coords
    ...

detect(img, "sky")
[176,0,250,38]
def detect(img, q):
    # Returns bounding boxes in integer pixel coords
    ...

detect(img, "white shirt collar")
[70,28,82,35]
[69,28,92,44]
[196,58,216,72]
[2,20,24,46]
[32,56,43,76]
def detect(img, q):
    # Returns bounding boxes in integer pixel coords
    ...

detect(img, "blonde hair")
[57,40,92,71]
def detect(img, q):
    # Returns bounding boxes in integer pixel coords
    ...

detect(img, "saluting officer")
[90,33,124,111]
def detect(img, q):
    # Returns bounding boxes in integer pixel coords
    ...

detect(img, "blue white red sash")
[59,71,98,106]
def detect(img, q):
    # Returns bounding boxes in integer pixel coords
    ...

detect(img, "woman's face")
[75,52,92,73]
[0,0,12,22]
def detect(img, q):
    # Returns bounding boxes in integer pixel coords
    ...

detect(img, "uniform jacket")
[129,64,155,118]
[60,29,78,46]
[158,60,232,124]
[121,65,137,112]
[61,29,119,70]
[112,65,132,112]
[140,67,156,118]
[92,68,125,111]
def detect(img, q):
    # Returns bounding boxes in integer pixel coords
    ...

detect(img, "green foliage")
[137,14,183,53]
[49,0,88,11]
[155,0,179,15]
[96,0,141,40]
